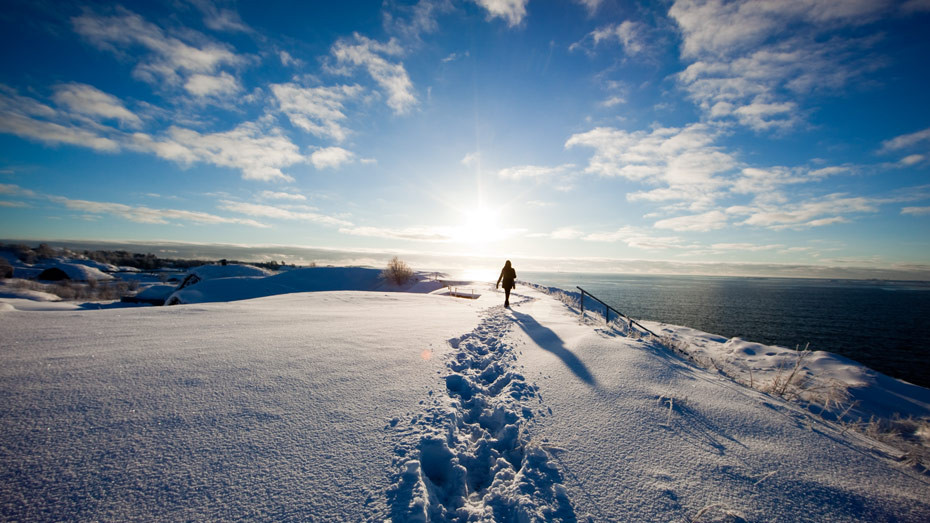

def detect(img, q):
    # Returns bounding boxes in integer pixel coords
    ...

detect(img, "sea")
[520,272,930,390]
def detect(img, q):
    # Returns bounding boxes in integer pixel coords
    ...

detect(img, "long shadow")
[510,310,598,389]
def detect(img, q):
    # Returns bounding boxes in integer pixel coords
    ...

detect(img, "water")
[521,272,930,389]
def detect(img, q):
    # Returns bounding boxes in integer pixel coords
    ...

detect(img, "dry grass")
[9,278,138,301]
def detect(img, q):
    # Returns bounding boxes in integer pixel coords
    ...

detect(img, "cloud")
[339,225,454,242]
[669,0,892,131]
[899,154,925,166]
[461,151,480,167]
[130,122,304,182]
[270,83,363,142]
[48,195,268,227]
[310,146,355,169]
[73,9,246,97]
[879,127,930,152]
[330,34,416,114]
[566,123,734,208]
[572,21,650,57]
[902,206,930,216]
[189,0,252,33]
[473,0,529,27]
[260,190,306,201]
[710,242,784,252]
[0,184,39,198]
[383,0,454,42]
[574,0,603,15]
[0,87,120,152]
[654,210,728,232]
[498,164,574,179]
[219,200,351,227]
[52,83,142,128]
[730,165,844,195]
[184,72,241,97]
[581,225,687,250]
[550,227,585,240]
[729,193,879,230]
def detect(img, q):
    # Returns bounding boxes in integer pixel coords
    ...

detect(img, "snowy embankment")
[1,275,929,521]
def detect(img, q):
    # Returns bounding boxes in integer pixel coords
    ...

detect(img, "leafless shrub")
[381,256,414,285]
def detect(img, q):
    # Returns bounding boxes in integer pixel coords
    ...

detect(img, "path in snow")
[386,294,576,521]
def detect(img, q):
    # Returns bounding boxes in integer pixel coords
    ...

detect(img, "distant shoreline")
[4,238,929,282]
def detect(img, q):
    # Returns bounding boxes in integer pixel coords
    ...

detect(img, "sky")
[1,0,929,278]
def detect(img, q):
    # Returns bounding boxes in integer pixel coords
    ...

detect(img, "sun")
[453,206,502,245]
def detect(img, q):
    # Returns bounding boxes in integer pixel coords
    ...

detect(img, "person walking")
[496,260,517,308]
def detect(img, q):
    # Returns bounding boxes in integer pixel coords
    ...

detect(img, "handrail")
[577,286,657,337]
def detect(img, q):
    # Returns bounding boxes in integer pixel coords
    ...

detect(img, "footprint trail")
[384,295,577,521]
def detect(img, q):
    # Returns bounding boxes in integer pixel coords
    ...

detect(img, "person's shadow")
[510,310,598,389]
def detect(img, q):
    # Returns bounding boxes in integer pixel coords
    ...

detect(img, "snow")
[41,261,115,281]
[1,275,929,521]
[166,266,445,305]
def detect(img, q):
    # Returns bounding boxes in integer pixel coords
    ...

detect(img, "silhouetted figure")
[496,260,517,308]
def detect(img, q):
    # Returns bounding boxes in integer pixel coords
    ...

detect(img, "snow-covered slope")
[1,281,928,521]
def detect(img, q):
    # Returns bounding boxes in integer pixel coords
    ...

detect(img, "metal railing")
[577,286,657,337]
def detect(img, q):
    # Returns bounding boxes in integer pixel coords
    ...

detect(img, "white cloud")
[899,154,925,166]
[0,87,120,152]
[260,191,306,201]
[585,21,650,56]
[49,195,268,227]
[473,0,529,27]
[383,0,454,42]
[669,0,892,131]
[902,206,930,216]
[566,123,734,208]
[271,83,363,142]
[580,225,687,250]
[710,242,784,252]
[331,34,416,115]
[654,210,728,232]
[730,193,879,230]
[601,95,626,107]
[130,122,304,182]
[498,164,574,179]
[880,127,930,152]
[0,184,38,198]
[339,225,454,242]
[730,165,844,195]
[550,227,585,240]
[184,72,241,97]
[461,151,480,167]
[52,83,142,128]
[0,111,120,153]
[310,146,355,169]
[574,0,603,14]
[219,200,351,227]
[73,9,246,97]
[189,0,252,33]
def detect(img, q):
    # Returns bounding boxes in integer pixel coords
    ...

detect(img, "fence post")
[605,303,609,324]
[580,291,585,318]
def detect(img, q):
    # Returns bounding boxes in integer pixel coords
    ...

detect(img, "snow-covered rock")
[37,262,114,281]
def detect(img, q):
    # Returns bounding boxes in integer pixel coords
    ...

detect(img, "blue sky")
[1,0,929,278]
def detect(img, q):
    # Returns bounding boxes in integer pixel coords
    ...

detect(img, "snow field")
[507,288,930,521]
[0,291,480,520]
[2,279,929,521]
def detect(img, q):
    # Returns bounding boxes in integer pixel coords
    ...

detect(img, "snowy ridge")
[385,295,576,521]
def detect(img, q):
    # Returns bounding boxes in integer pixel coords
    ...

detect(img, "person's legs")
[504,287,511,307]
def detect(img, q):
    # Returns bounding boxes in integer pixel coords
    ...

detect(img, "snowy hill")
[1,279,928,521]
